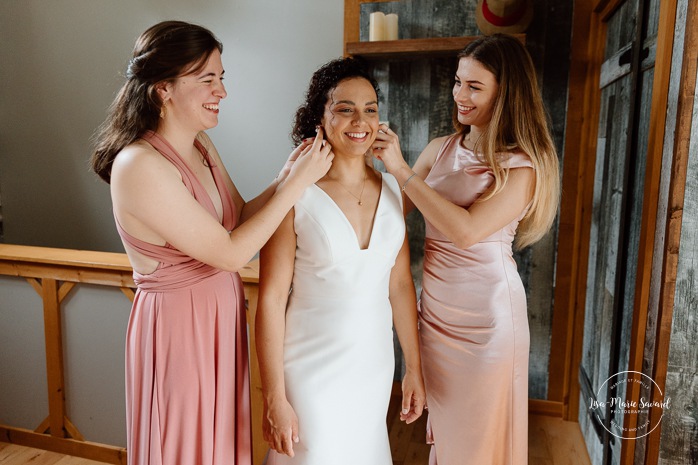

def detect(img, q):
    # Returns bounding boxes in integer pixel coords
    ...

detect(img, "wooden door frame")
[551,0,686,463]
[547,0,612,422]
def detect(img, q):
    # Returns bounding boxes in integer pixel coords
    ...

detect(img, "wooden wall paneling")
[579,2,667,461]
[646,0,698,461]
[515,0,574,401]
[515,1,572,390]
[612,14,655,460]
[596,0,628,22]
[577,5,639,448]
[523,231,557,399]
[610,3,662,458]
[548,0,604,416]
[519,0,572,400]
[578,65,632,463]
[621,1,677,464]
[356,0,480,44]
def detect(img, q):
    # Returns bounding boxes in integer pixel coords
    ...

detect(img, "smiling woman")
[373,34,560,465]
[256,57,425,465]
[89,20,332,465]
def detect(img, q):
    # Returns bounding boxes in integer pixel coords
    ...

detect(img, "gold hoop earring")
[160,102,167,119]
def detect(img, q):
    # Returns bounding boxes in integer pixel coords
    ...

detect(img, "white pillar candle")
[369,12,386,41]
[385,14,399,40]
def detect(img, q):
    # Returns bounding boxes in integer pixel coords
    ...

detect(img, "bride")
[255,57,426,465]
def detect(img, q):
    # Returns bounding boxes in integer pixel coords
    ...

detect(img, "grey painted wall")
[0,0,344,252]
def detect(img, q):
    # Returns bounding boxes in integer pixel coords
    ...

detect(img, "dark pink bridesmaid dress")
[117,131,252,465]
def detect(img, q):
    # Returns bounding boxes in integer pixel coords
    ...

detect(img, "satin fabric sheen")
[117,131,252,465]
[266,174,404,465]
[420,133,533,465]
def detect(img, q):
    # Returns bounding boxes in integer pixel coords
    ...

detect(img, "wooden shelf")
[346,34,526,59]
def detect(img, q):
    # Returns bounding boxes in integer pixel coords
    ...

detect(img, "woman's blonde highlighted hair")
[453,34,560,249]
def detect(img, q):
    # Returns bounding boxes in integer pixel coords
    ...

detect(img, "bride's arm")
[389,235,426,424]
[256,210,299,457]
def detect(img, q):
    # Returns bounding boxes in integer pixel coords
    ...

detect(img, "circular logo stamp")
[587,370,671,439]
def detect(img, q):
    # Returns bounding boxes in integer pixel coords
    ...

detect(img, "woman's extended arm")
[111,131,332,273]
[256,210,299,457]
[236,139,314,224]
[389,235,426,424]
[374,128,534,249]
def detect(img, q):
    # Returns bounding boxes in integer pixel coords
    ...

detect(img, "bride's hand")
[400,368,426,424]
[263,398,300,457]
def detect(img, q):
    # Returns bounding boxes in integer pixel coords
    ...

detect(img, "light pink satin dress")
[117,131,252,465]
[420,133,532,465]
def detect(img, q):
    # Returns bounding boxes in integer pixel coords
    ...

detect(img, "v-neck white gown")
[266,173,404,465]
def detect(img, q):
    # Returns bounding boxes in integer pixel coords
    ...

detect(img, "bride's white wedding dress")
[267,173,404,465]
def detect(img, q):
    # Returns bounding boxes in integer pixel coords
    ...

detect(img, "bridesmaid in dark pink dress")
[373,34,560,465]
[90,21,333,465]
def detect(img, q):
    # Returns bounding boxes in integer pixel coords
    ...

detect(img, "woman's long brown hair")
[90,21,222,183]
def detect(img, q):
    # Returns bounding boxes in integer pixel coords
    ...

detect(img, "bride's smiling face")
[320,77,380,158]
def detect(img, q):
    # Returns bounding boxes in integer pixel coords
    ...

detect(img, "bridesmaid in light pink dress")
[91,21,332,465]
[373,34,560,464]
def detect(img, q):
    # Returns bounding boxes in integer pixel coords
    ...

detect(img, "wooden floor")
[0,441,105,465]
[1,412,591,465]
[387,410,592,465]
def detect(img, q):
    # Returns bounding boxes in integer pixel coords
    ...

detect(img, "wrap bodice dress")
[117,130,251,465]
[420,133,533,465]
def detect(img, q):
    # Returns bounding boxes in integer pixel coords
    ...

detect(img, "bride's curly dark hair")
[291,57,380,145]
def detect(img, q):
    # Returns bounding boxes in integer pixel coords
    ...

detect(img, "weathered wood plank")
[647,0,698,461]
[630,0,681,462]
[579,2,656,459]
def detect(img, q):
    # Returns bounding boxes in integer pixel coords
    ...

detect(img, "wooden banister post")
[42,278,67,438]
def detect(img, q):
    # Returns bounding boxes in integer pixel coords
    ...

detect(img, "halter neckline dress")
[117,130,251,465]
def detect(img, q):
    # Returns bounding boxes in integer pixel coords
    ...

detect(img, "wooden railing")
[0,244,266,465]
